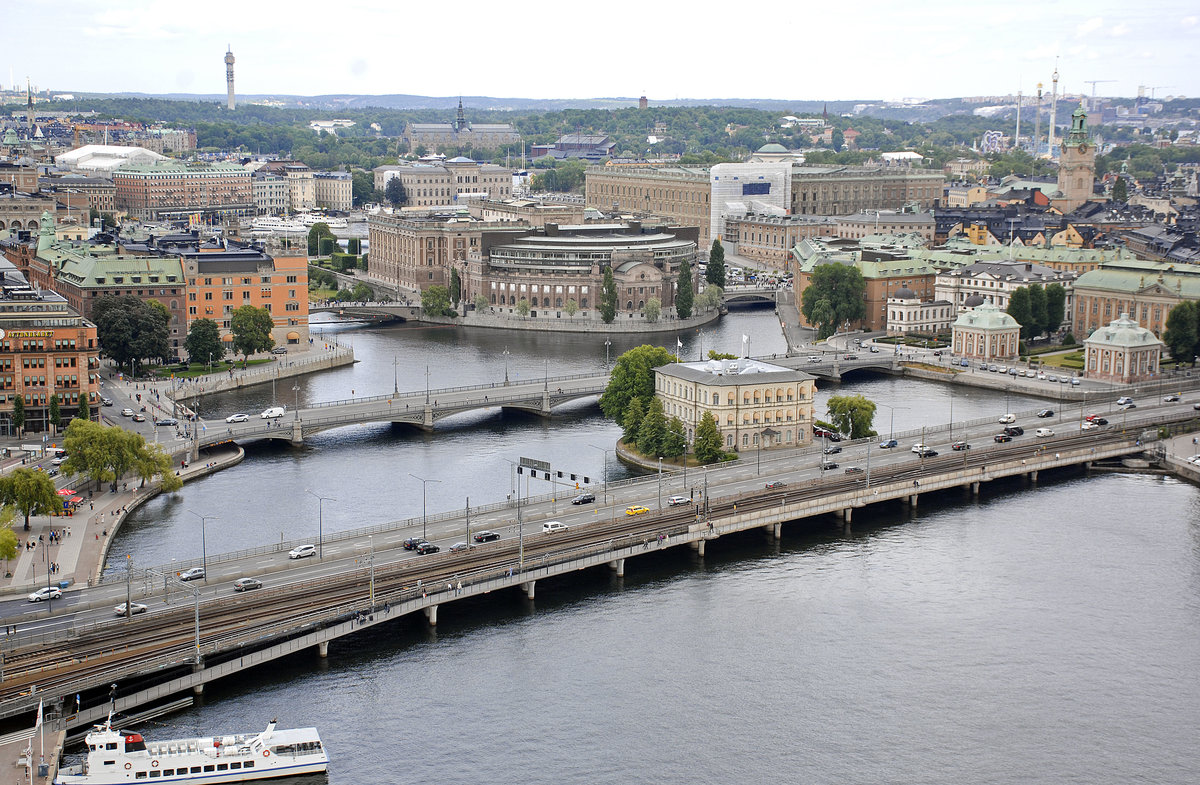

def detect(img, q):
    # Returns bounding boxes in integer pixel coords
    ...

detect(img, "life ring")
[124,763,132,770]
[263,750,271,758]
[151,760,159,768]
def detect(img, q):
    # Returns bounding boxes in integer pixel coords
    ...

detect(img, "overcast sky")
[8,0,1198,103]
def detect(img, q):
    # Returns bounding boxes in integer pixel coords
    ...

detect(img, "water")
[102,310,1200,783]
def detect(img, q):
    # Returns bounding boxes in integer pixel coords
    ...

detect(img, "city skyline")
[5,0,1199,104]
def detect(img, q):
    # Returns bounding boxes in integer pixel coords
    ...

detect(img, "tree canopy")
[693,410,725,464]
[825,394,878,439]
[599,345,678,421]
[185,318,225,366]
[421,285,454,316]
[61,419,180,493]
[706,239,726,289]
[0,468,60,531]
[675,259,694,319]
[92,295,172,373]
[800,263,866,339]
[1164,301,1199,364]
[600,266,617,323]
[229,305,276,359]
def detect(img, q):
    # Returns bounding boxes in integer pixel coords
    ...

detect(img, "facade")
[467,198,586,228]
[368,212,500,292]
[835,211,935,242]
[313,172,352,212]
[934,260,1077,329]
[252,172,290,215]
[402,100,520,153]
[653,358,817,451]
[1055,104,1096,213]
[709,162,793,248]
[42,177,116,214]
[1083,313,1163,384]
[113,161,253,221]
[585,166,713,247]
[944,184,989,208]
[886,286,955,336]
[183,247,309,349]
[724,213,837,266]
[1071,259,1200,338]
[951,302,1021,361]
[0,162,38,192]
[373,159,514,208]
[0,190,57,231]
[787,166,942,216]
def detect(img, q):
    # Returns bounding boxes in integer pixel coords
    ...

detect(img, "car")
[813,426,836,439]
[271,346,288,355]
[1037,409,1054,418]
[1035,428,1055,438]
[178,567,205,581]
[1046,374,1058,383]
[998,413,1016,424]
[988,364,999,372]
[543,521,569,532]
[1116,396,1134,406]
[1120,402,1137,410]
[765,481,787,489]
[47,469,58,478]
[132,413,146,422]
[844,466,864,474]
[1091,417,1109,425]
[624,505,649,516]
[288,544,316,559]
[1059,376,1070,384]
[28,586,62,602]
[416,542,440,554]
[1004,425,1025,436]
[910,443,930,454]
[51,456,66,465]
[261,407,285,419]
[843,354,858,360]
[101,397,113,406]
[916,448,938,458]
[114,602,148,616]
[449,542,472,553]
[473,530,501,543]
[1194,403,1200,411]
[667,495,691,506]
[226,413,250,423]
[869,346,880,353]
[994,433,1013,443]
[1008,368,1020,376]
[951,441,970,451]
[808,356,823,363]
[1036,372,1047,380]
[1080,421,1099,431]
[403,537,427,550]
[1070,378,1081,386]
[121,408,134,417]
[1163,394,1181,402]
[820,461,839,470]
[960,359,970,367]
[233,577,263,592]
[156,417,179,427]
[998,365,1008,374]
[823,445,842,455]
[879,439,898,449]
[571,492,596,505]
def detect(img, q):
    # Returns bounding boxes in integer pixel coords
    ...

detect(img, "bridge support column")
[971,481,980,497]
[609,558,625,577]
[192,662,204,694]
[522,581,536,600]
[541,391,552,416]
[424,605,438,626]
[317,641,329,658]
[1029,470,1038,483]
[694,539,706,557]
[909,494,919,508]
[290,420,303,446]
[842,508,852,523]
[190,439,200,463]
[422,406,434,430]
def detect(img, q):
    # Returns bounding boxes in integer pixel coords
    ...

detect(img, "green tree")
[0,524,17,575]
[92,295,171,375]
[599,345,678,421]
[564,298,579,316]
[0,468,60,531]
[473,294,490,312]
[831,128,845,152]
[600,266,617,323]
[1164,302,1198,363]
[622,397,646,443]
[185,318,225,366]
[707,350,738,360]
[449,267,462,305]
[347,238,362,255]
[637,397,667,456]
[699,285,723,310]
[826,394,878,439]
[421,286,454,317]
[508,298,526,317]
[799,263,866,339]
[693,410,724,464]
[318,236,337,257]
[78,394,91,422]
[1006,287,1037,341]
[229,305,276,360]
[1028,284,1047,337]
[675,259,694,318]
[707,239,726,288]
[643,297,661,322]
[384,177,406,206]
[1044,283,1066,334]
[11,394,24,434]
[662,416,687,459]
[307,222,334,256]
[1111,176,1128,203]
[48,394,61,432]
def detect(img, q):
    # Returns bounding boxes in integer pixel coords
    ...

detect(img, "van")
[542,521,568,533]
[260,406,286,419]
[1035,427,1054,438]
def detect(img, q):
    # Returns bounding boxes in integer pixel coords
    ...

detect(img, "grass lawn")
[1036,350,1084,369]
[309,287,338,301]
[151,358,276,380]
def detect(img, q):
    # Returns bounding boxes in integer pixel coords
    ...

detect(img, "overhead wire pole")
[186,511,217,582]
[305,490,335,559]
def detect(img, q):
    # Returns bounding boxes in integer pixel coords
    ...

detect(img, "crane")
[1084,79,1116,97]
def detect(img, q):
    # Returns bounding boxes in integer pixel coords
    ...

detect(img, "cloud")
[1110,22,1131,36]
[1077,17,1104,35]
[1182,15,1198,26]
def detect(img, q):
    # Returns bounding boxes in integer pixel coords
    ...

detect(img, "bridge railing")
[300,371,609,411]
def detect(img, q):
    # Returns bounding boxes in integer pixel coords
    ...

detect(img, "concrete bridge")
[721,284,782,306]
[309,302,422,323]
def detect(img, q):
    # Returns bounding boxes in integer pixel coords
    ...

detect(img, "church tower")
[1055,102,1095,213]
[225,47,236,111]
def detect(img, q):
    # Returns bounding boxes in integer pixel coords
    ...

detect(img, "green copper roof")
[953,302,1019,331]
[1083,313,1163,349]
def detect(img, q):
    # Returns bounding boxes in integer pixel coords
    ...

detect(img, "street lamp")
[876,402,908,441]
[292,385,300,421]
[393,356,399,395]
[409,473,441,541]
[186,510,216,582]
[425,365,431,404]
[588,444,612,504]
[305,489,335,559]
[604,339,611,369]
[657,457,663,510]
[367,535,375,609]
[502,346,510,385]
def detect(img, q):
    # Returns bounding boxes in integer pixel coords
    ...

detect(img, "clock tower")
[1055,102,1095,213]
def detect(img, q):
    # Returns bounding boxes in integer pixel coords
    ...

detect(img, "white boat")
[249,216,307,234]
[55,714,328,784]
[295,213,348,230]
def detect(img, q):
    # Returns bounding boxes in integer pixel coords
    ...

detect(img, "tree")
[693,410,724,464]
[384,177,406,206]
[1028,284,1047,338]
[1164,302,1198,363]
[185,318,225,366]
[622,397,646,444]
[48,394,60,432]
[0,524,17,575]
[699,285,723,310]
[92,295,171,375]
[1044,283,1066,335]
[449,267,462,306]
[662,416,687,459]
[11,394,24,434]
[676,259,694,319]
[636,397,667,456]
[707,350,738,360]
[351,170,375,207]
[78,394,91,422]
[515,298,531,317]
[1006,287,1037,341]
[1111,176,1128,203]
[707,239,726,288]
[643,297,661,322]
[229,305,276,360]
[347,238,362,255]
[473,294,490,312]
[600,266,617,323]
[600,345,679,421]
[826,394,878,439]
[0,468,60,531]
[421,286,454,317]
[800,263,866,339]
[307,222,334,256]
[564,298,579,316]
[318,236,337,257]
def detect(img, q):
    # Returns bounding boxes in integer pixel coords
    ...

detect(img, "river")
[100,308,1200,783]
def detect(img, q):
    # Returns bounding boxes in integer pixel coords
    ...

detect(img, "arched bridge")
[308,303,423,323]
[722,284,783,306]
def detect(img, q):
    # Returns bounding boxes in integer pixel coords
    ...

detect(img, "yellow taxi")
[625,505,650,516]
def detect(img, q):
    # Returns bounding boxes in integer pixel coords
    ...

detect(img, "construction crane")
[1084,79,1116,97]
[1139,85,1177,100]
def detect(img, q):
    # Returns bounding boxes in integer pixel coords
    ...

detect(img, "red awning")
[56,489,73,496]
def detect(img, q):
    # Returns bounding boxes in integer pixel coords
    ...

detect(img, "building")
[0,256,100,435]
[835,210,935,242]
[0,188,57,232]
[113,161,253,221]
[313,172,352,212]
[465,221,698,319]
[709,162,793,249]
[225,47,235,111]
[1055,104,1096,213]
[886,286,955,336]
[183,245,309,350]
[944,158,990,179]
[1083,313,1163,383]
[724,213,837,266]
[252,171,290,215]
[42,176,116,215]
[467,198,586,228]
[402,100,520,153]
[368,211,501,293]
[373,158,514,208]
[532,134,616,162]
[54,144,166,176]
[1071,258,1200,338]
[0,162,38,192]
[950,301,1021,361]
[935,259,1076,328]
[944,183,989,208]
[585,166,712,247]
[653,358,817,451]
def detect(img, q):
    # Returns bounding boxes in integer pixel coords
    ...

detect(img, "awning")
[221,334,234,342]
[57,488,73,496]
[69,496,82,502]
[286,331,300,341]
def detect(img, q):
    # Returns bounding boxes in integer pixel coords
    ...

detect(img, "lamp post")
[544,358,549,392]
[502,346,510,385]
[368,535,375,609]
[305,490,335,559]
[604,339,611,369]
[186,510,216,582]
[876,402,907,442]
[425,365,430,404]
[588,444,612,504]
[657,457,663,510]
[409,473,440,541]
[393,356,399,395]
[292,385,300,422]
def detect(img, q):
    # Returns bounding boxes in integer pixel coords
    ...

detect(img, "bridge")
[308,302,421,323]
[2,399,1191,734]
[720,284,782,306]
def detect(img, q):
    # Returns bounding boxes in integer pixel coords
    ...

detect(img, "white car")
[121,408,134,417]
[1116,396,1134,406]
[288,544,316,559]
[225,413,250,423]
[178,567,205,581]
[998,413,1016,424]
[542,521,568,533]
[667,495,692,506]
[1081,421,1099,431]
[28,586,62,602]
[261,407,285,419]
[910,443,930,454]
[114,602,148,616]
[1035,427,1055,438]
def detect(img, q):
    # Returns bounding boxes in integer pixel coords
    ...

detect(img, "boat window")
[230,762,242,769]
[136,773,147,779]
[163,770,174,776]
[103,760,115,766]
[149,772,160,778]
[244,760,255,768]
[217,764,228,771]
[204,765,215,772]
[191,766,202,773]
[106,742,118,750]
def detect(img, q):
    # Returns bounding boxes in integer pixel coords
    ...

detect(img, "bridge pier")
[422,405,434,430]
[192,662,204,694]
[909,494,919,508]
[609,558,625,577]
[763,522,781,539]
[317,641,329,658]
[424,604,438,626]
[1029,470,1038,483]
[522,580,536,600]
[971,481,980,496]
[290,420,304,446]
[842,507,852,523]
[693,539,706,557]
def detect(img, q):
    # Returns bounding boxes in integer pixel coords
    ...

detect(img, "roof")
[1083,313,1164,349]
[953,302,1019,331]
[1074,259,1200,298]
[655,358,815,386]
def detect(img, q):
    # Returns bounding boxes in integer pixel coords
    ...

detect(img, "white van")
[1035,427,1054,438]
[260,406,286,419]
[542,521,568,533]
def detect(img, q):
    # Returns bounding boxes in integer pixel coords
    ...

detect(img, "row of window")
[129,758,257,778]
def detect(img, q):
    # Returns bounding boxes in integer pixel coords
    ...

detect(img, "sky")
[7,0,1200,103]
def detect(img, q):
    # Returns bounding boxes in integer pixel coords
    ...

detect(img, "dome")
[757,143,788,153]
[892,286,916,300]
[964,293,986,307]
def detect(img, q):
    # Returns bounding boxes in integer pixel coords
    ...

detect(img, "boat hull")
[56,758,327,784]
